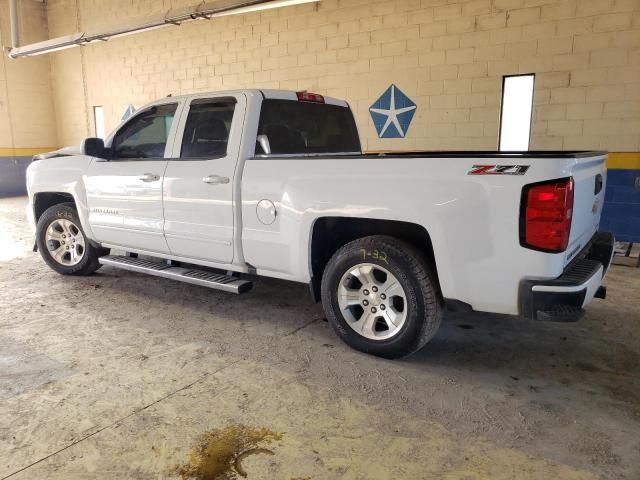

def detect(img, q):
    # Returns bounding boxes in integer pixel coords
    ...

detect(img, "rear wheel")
[321,235,442,359]
[36,203,108,275]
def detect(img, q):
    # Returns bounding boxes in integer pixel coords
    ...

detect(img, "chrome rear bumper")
[519,232,615,322]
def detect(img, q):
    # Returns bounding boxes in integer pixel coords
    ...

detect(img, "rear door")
[162,93,245,263]
[85,101,181,253]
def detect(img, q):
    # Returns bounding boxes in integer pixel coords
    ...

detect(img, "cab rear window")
[256,99,361,155]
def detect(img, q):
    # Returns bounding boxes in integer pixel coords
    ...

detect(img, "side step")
[98,255,252,294]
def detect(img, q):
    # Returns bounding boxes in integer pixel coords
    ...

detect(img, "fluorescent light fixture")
[8,33,86,57]
[107,23,173,40]
[30,43,78,55]
[8,0,320,59]
[213,0,318,17]
[499,74,535,151]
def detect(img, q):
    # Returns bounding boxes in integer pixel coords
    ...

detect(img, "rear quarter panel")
[241,154,599,315]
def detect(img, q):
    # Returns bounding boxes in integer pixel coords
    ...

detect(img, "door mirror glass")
[81,137,106,158]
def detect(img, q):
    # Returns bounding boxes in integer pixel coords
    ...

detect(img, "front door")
[162,94,245,263]
[85,101,180,253]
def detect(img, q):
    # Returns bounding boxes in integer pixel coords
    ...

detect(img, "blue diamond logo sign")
[369,84,417,139]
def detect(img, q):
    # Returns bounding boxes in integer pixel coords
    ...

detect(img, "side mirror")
[81,137,107,159]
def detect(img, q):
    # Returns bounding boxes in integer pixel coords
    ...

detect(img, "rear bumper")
[519,232,615,322]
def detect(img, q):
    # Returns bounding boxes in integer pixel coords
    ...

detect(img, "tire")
[36,203,109,275]
[321,235,442,359]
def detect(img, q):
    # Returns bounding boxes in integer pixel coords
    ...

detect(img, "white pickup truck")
[26,89,614,358]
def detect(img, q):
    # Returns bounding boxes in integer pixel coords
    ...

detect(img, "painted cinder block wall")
[0,0,57,196]
[44,0,640,152]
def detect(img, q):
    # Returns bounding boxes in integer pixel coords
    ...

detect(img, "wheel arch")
[33,192,76,223]
[309,217,439,302]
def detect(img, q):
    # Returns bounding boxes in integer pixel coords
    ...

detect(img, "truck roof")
[156,89,350,108]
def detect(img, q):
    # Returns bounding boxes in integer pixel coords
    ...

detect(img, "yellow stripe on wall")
[0,147,57,157]
[607,152,640,170]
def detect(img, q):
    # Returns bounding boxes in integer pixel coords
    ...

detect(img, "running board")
[98,255,252,294]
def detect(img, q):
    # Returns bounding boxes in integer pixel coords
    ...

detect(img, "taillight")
[296,91,325,103]
[520,177,574,253]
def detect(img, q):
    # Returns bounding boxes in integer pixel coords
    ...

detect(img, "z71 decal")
[468,165,530,175]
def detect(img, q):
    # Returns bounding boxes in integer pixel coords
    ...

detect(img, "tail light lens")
[520,178,574,252]
[296,91,325,103]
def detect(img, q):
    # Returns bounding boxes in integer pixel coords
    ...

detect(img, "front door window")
[111,103,177,159]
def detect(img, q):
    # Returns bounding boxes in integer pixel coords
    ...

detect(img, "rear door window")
[256,99,361,155]
[111,103,177,159]
[180,98,236,159]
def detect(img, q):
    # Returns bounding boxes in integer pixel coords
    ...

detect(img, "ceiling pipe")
[7,0,319,59]
[9,0,19,48]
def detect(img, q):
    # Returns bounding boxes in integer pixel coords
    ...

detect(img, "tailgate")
[565,153,607,265]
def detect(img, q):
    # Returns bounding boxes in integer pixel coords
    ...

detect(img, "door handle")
[203,174,230,185]
[140,173,160,182]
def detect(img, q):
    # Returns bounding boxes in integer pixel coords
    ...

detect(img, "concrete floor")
[1,195,639,480]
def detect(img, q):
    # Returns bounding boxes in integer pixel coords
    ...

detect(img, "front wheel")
[36,203,108,275]
[321,235,442,359]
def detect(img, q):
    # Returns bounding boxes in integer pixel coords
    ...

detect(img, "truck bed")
[242,149,608,315]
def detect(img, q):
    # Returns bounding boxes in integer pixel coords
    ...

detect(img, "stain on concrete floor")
[175,425,283,480]
[1,196,639,479]
[0,336,71,400]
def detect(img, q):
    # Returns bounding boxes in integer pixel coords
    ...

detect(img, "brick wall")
[44,0,640,152]
[0,0,57,195]
[0,0,57,150]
